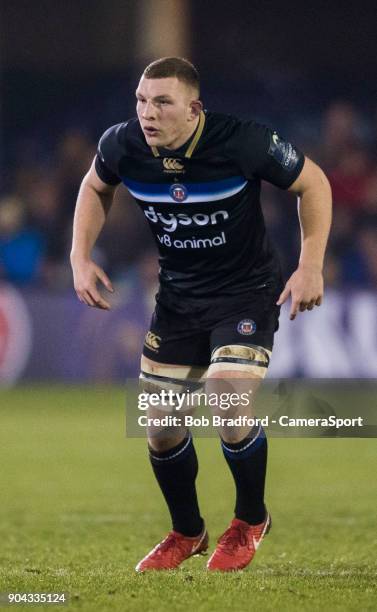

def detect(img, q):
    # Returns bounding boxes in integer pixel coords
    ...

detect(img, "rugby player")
[71,57,332,572]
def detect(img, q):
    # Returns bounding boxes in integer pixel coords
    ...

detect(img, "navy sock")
[149,433,204,537]
[221,426,267,525]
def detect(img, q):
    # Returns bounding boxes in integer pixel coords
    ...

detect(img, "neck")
[164,114,200,150]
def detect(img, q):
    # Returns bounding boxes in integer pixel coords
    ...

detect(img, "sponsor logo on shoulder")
[268,131,299,171]
[237,319,257,335]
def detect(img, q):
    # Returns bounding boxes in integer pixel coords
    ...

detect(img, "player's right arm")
[70,159,117,310]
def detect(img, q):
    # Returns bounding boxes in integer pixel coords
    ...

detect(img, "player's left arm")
[277,157,332,320]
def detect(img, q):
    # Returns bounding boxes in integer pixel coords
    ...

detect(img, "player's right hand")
[71,259,114,310]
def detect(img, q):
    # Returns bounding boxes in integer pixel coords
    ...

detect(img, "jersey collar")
[150,110,206,159]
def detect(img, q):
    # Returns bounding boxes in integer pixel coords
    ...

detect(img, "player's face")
[136,76,201,149]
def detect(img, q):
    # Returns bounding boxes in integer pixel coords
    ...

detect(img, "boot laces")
[218,524,249,553]
[157,532,188,556]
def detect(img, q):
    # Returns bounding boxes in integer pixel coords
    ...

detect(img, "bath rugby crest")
[95,111,304,304]
[170,184,188,202]
[237,319,257,335]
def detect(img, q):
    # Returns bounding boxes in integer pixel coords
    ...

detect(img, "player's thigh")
[205,296,278,433]
[207,290,279,381]
[205,342,272,418]
[140,356,207,450]
[141,355,208,386]
[206,340,273,442]
[140,307,210,448]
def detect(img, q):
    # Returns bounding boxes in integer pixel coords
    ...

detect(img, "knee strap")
[209,344,271,377]
[140,370,203,393]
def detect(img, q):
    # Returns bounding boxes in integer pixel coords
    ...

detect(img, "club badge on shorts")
[237,319,256,335]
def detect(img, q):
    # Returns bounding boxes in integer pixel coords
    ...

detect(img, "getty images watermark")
[138,388,253,411]
[137,388,364,429]
[124,379,376,438]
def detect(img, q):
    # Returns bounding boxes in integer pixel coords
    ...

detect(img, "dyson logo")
[143,206,229,232]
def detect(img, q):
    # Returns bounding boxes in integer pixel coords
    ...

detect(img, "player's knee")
[148,431,187,453]
[139,371,189,450]
[207,344,271,379]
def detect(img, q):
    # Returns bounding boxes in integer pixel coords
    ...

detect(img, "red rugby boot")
[135,527,209,572]
[207,514,271,572]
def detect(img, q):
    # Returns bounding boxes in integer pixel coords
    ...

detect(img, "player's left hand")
[276,264,323,320]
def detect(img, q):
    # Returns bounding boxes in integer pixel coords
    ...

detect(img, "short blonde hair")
[143,57,200,95]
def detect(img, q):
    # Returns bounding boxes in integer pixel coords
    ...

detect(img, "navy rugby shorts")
[142,287,281,367]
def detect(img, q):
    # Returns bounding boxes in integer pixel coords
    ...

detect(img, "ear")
[189,100,203,118]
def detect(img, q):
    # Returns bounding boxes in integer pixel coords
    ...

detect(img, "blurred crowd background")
[0,0,376,382]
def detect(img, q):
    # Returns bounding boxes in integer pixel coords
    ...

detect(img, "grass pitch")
[0,386,376,611]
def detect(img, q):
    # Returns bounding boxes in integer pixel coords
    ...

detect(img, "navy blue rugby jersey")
[95,111,304,307]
